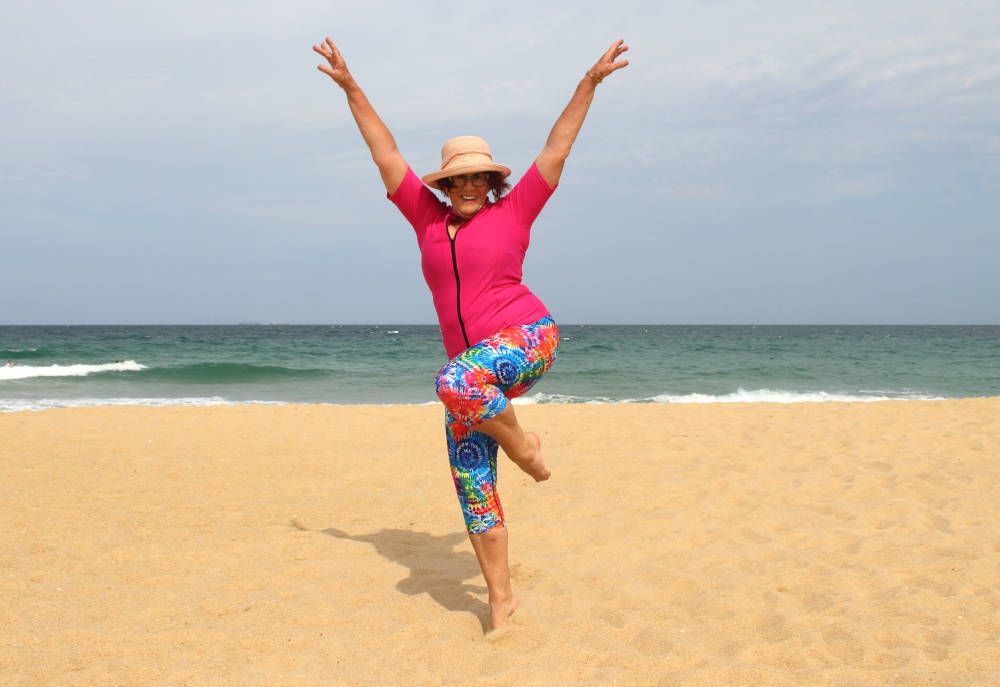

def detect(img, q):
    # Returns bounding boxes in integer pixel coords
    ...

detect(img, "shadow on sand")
[293,521,489,631]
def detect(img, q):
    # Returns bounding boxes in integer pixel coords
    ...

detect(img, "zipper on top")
[448,227,471,348]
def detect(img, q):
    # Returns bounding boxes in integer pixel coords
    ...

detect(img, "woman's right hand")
[312,36,408,194]
[313,37,354,89]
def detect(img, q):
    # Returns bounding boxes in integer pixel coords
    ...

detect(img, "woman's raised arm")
[535,40,630,188]
[313,37,409,195]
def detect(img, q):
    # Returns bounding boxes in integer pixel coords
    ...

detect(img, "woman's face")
[446,173,490,219]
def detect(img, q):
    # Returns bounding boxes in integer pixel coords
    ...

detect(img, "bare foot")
[510,432,550,481]
[488,593,520,632]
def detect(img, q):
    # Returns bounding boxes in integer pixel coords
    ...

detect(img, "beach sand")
[2,399,999,686]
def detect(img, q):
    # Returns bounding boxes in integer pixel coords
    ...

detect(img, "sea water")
[2,324,998,412]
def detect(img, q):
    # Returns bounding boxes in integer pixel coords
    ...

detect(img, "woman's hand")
[312,36,407,194]
[313,37,354,89]
[535,39,630,187]
[587,39,630,84]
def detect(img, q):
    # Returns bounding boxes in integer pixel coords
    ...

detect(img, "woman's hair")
[437,171,511,202]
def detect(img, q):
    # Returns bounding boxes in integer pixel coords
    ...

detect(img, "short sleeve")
[499,162,557,228]
[388,167,447,239]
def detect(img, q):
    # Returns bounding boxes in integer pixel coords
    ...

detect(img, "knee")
[436,361,488,406]
[435,362,465,406]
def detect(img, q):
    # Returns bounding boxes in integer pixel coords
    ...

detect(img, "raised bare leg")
[468,525,519,631]
[474,404,550,481]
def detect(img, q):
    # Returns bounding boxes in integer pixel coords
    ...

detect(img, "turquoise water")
[2,325,998,411]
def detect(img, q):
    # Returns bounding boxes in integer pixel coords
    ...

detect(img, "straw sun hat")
[421,136,512,190]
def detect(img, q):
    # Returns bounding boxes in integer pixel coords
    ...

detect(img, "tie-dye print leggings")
[435,316,559,534]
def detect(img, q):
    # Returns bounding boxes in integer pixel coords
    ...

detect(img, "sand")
[2,399,999,686]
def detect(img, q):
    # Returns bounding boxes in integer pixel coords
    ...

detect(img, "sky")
[2,0,998,325]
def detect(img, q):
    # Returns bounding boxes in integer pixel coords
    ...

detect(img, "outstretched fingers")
[603,39,628,59]
[313,37,331,58]
[605,39,629,70]
[608,60,630,74]
[313,37,350,80]
[325,37,341,60]
[313,37,340,58]
[312,43,332,75]
[589,39,630,82]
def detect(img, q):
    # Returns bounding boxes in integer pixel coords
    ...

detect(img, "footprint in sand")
[930,515,952,532]
[592,607,626,629]
[634,625,674,656]
[798,591,835,613]
[821,625,865,663]
[908,574,956,598]
[509,562,538,584]
[740,527,772,544]
[755,613,792,643]
[920,629,954,662]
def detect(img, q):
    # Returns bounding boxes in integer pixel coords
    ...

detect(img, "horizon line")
[3,322,998,328]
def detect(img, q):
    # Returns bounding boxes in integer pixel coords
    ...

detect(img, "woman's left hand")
[535,38,631,187]
[587,39,630,83]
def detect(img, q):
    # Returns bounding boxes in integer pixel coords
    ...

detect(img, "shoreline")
[2,391,986,414]
[5,325,999,413]
[3,399,999,685]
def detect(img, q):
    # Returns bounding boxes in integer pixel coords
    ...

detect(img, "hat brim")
[422,162,512,190]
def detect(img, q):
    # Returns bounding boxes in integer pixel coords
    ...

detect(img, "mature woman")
[313,36,628,631]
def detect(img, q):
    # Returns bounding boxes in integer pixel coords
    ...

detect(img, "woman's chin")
[454,202,484,218]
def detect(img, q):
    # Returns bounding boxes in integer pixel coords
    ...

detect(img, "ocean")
[1,325,998,412]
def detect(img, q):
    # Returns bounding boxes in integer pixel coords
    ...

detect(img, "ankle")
[489,586,514,604]
[508,430,530,456]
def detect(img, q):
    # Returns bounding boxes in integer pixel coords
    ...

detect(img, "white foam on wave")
[512,393,614,405]
[0,397,287,413]
[515,388,947,405]
[2,389,951,413]
[647,388,944,403]
[0,361,146,381]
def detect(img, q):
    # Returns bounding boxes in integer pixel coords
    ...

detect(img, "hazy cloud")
[2,0,998,324]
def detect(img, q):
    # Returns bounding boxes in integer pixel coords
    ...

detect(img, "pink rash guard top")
[389,161,556,359]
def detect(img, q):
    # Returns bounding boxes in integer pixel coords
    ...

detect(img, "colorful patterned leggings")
[435,316,559,534]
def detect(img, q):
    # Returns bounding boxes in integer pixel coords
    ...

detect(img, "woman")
[313,36,628,631]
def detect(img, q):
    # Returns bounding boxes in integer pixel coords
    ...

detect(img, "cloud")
[2,0,998,323]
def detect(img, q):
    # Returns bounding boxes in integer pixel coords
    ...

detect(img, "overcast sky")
[2,0,997,325]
